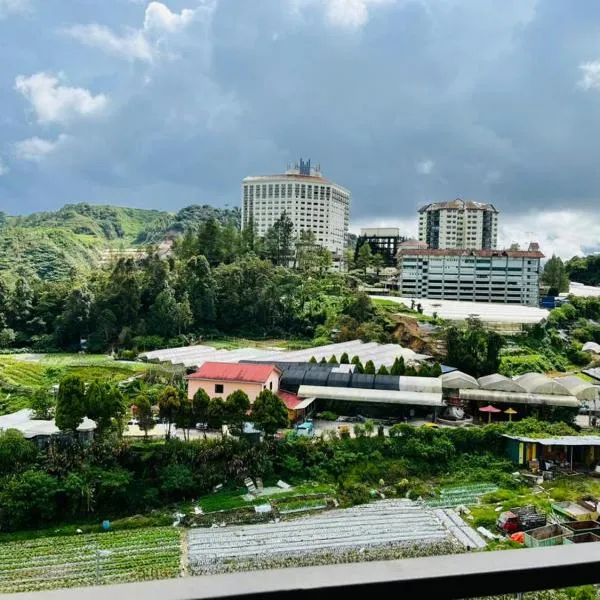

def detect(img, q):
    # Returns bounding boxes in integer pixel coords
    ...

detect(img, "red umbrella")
[479,404,501,424]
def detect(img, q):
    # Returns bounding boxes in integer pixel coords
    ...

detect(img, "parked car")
[295,422,315,437]
[195,422,208,431]
[127,418,139,426]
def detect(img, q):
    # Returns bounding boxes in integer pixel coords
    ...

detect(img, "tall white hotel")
[241,159,350,264]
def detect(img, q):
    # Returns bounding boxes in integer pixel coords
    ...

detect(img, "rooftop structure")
[241,158,350,264]
[187,362,280,384]
[0,409,96,441]
[567,282,600,298]
[418,198,499,250]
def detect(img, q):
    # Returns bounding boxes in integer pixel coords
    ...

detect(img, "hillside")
[565,254,600,287]
[0,203,239,280]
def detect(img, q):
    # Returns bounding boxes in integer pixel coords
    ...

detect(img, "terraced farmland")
[0,528,181,593]
[188,499,453,575]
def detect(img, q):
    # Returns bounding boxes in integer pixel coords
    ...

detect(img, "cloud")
[14,73,108,123]
[14,135,68,161]
[416,159,434,175]
[0,157,8,176]
[578,61,600,91]
[63,1,199,63]
[64,24,153,62]
[0,0,28,19]
[293,0,396,28]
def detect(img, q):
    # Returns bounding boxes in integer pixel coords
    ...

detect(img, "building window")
[215,384,224,394]
[269,381,273,390]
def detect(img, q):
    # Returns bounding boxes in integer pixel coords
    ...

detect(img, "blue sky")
[1,0,600,257]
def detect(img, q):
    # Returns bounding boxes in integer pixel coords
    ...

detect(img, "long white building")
[418,199,499,250]
[241,159,350,261]
[397,244,544,306]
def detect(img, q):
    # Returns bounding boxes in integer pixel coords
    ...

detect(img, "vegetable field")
[0,528,181,593]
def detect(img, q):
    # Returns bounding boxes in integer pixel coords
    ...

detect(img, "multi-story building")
[357,228,406,266]
[418,199,499,250]
[397,243,543,306]
[241,159,350,262]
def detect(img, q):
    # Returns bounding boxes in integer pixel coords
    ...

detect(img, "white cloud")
[14,73,108,124]
[293,0,396,29]
[416,158,434,175]
[0,157,9,176]
[0,0,29,19]
[578,61,600,91]
[143,1,195,33]
[14,135,68,161]
[65,24,153,62]
[64,1,199,63]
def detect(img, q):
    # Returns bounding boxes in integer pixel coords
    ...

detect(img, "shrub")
[317,411,338,422]
[341,483,371,506]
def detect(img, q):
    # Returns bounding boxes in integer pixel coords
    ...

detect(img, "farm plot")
[425,483,498,508]
[0,528,181,593]
[188,499,453,575]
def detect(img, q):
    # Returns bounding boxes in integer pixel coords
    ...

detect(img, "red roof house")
[187,362,281,402]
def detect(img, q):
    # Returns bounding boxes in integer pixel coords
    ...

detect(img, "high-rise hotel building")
[241,159,350,262]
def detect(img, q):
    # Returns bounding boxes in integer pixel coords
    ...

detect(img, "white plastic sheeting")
[553,376,599,403]
[187,499,450,574]
[478,374,526,393]
[441,371,479,390]
[370,296,549,324]
[514,373,572,396]
[583,342,600,354]
[459,389,580,407]
[140,340,429,370]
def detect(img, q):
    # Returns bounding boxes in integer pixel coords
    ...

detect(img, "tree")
[264,213,294,266]
[134,394,155,439]
[174,395,194,441]
[55,376,86,433]
[208,397,225,432]
[445,317,505,378]
[251,389,288,436]
[192,388,211,426]
[328,354,338,364]
[364,360,376,374]
[351,355,364,373]
[56,287,93,349]
[319,357,328,365]
[0,430,37,475]
[158,386,183,439]
[181,255,216,325]
[356,242,373,274]
[377,364,389,375]
[175,292,193,334]
[309,356,317,364]
[31,389,54,420]
[86,381,125,436]
[340,352,349,364]
[542,255,569,295]
[363,419,375,436]
[148,286,179,338]
[371,253,385,276]
[390,356,405,376]
[224,390,250,435]
[9,276,33,330]
[430,362,443,377]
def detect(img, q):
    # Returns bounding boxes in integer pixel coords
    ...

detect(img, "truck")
[496,506,547,534]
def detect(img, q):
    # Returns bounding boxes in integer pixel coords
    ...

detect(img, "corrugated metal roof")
[297,385,443,407]
[503,435,600,447]
[277,390,303,410]
[188,362,279,383]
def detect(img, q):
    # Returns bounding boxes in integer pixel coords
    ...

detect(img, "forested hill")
[565,254,600,287]
[0,203,239,281]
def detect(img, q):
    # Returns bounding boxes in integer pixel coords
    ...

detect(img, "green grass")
[201,337,313,351]
[195,482,336,513]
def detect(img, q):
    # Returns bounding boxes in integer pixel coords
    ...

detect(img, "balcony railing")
[6,544,600,600]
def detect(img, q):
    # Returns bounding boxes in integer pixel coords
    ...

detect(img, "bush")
[341,483,371,505]
[317,411,338,422]
[118,349,138,360]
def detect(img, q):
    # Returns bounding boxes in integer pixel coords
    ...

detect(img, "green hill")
[0,203,239,281]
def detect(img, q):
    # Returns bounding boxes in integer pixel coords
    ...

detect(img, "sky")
[1,0,600,258]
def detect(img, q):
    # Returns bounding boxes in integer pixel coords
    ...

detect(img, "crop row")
[0,528,181,593]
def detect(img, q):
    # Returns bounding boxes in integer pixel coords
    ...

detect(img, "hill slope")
[0,203,239,280]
